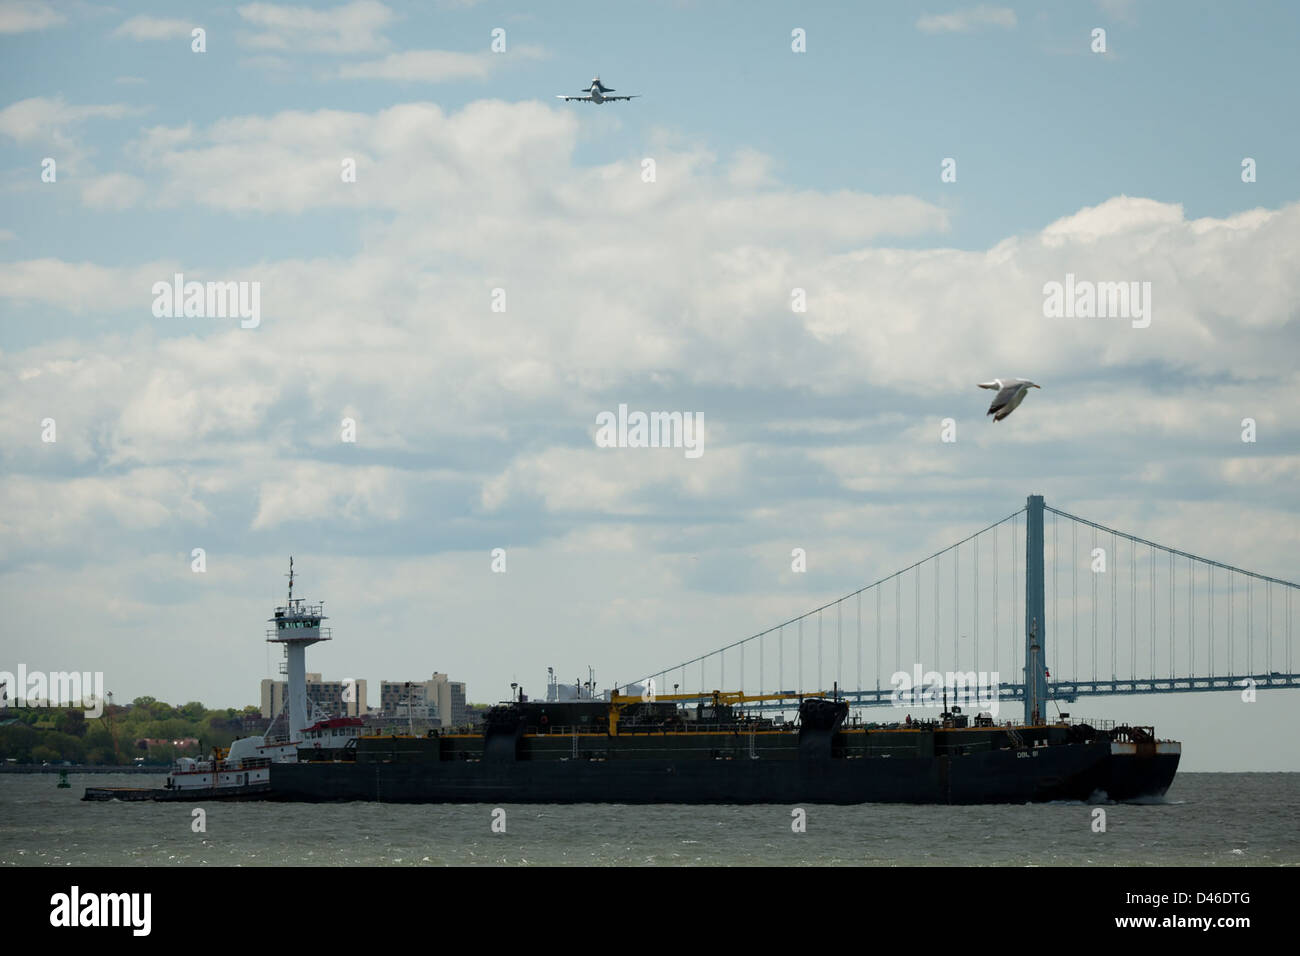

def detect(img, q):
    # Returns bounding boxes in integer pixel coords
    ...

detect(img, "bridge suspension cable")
[625,498,1298,713]
[624,507,1026,702]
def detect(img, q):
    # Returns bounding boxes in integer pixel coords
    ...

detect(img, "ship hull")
[82,783,273,802]
[1098,742,1181,801]
[265,739,1175,805]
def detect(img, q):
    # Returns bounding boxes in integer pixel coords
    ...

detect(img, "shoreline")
[0,765,159,774]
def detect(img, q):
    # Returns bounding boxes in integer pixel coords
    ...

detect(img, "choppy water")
[1,772,1296,866]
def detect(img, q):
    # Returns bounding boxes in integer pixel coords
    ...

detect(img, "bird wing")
[986,383,1021,415]
[977,380,1003,390]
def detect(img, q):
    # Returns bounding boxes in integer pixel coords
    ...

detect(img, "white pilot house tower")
[266,557,331,743]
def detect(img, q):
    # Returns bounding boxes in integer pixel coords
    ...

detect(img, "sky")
[1,0,1297,771]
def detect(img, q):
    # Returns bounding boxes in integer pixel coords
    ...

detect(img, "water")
[2,772,1296,866]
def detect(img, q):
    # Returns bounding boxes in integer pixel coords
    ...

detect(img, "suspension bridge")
[624,496,1299,723]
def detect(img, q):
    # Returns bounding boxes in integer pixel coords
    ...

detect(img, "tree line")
[0,696,261,766]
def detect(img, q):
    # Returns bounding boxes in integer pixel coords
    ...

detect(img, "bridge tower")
[1024,495,1049,724]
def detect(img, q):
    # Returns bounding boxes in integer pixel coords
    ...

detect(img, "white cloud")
[112,16,195,41]
[80,172,148,209]
[251,463,408,528]
[1,98,1297,736]
[0,0,64,33]
[237,0,395,53]
[481,443,739,515]
[0,258,170,312]
[238,54,294,73]
[4,101,1296,414]
[0,470,213,553]
[917,5,1017,33]
[339,50,494,82]
[1097,0,1139,23]
[726,147,777,189]
[1040,195,1183,246]
[121,103,951,255]
[0,96,138,150]
[339,44,545,82]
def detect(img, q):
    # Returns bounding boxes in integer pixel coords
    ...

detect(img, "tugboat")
[84,736,296,801]
[84,559,342,802]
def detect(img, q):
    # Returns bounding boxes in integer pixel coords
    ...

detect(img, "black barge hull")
[267,739,1178,805]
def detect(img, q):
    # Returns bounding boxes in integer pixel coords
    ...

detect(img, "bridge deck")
[744,671,1300,709]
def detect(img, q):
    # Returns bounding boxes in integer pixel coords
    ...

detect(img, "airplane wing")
[603,95,639,101]
[556,94,594,101]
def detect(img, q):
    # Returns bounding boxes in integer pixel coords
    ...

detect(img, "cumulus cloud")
[251,463,408,528]
[340,50,497,82]
[481,442,738,515]
[118,102,950,250]
[1097,0,1139,23]
[1,469,214,553]
[917,5,1017,33]
[80,172,149,209]
[112,16,195,41]
[2,98,1297,723]
[0,258,170,312]
[0,96,144,179]
[0,0,63,33]
[237,0,395,53]
[4,102,1297,435]
[1040,195,1183,245]
[0,96,138,150]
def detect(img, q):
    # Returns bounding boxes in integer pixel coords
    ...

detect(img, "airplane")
[556,75,639,104]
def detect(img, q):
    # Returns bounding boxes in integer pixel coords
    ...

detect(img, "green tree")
[129,697,176,721]
[47,732,85,763]
[55,709,87,737]
[85,744,118,765]
[179,701,206,721]
[147,718,194,740]
[0,724,38,762]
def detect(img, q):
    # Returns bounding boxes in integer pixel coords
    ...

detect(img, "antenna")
[286,556,295,604]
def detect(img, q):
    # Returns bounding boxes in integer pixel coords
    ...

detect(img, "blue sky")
[6,0,1300,262]
[1,1,1298,770]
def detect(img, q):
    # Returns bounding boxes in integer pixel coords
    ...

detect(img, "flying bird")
[978,378,1040,421]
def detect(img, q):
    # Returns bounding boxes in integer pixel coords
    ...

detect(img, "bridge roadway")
[738,670,1300,710]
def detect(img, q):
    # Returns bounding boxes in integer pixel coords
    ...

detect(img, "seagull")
[978,378,1040,422]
